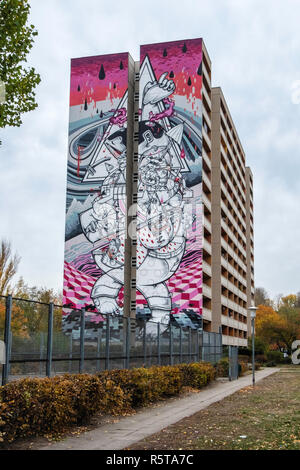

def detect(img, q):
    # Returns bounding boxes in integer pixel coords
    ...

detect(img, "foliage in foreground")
[0,362,215,443]
[0,0,41,127]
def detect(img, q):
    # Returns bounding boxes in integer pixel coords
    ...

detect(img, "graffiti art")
[135,39,203,328]
[63,53,131,328]
[63,40,203,331]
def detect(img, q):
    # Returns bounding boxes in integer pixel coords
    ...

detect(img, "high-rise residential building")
[63,38,254,347]
[210,87,254,347]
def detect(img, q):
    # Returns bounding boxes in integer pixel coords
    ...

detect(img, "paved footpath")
[39,368,279,451]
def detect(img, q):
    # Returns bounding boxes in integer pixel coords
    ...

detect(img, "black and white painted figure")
[78,57,195,324]
[135,67,191,327]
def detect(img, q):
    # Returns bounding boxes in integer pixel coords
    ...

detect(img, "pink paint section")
[140,38,202,101]
[63,261,96,311]
[70,52,128,107]
[149,98,175,121]
[138,38,203,318]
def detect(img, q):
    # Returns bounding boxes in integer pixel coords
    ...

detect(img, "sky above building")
[1,0,300,300]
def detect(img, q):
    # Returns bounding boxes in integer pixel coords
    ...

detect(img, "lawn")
[128,367,300,450]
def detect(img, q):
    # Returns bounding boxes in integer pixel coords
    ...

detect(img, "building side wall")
[210,87,250,347]
[246,167,255,333]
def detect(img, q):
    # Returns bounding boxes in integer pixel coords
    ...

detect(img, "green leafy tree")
[0,0,41,127]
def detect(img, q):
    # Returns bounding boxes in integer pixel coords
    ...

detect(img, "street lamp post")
[248,306,258,386]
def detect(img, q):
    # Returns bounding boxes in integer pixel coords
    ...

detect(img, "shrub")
[266,350,291,364]
[266,361,277,367]
[283,357,292,364]
[178,362,216,388]
[0,374,114,443]
[238,354,250,363]
[216,358,229,377]
[216,357,248,377]
[239,361,248,376]
[0,362,215,443]
[255,354,267,364]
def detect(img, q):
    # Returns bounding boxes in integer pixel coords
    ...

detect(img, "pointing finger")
[158,72,168,84]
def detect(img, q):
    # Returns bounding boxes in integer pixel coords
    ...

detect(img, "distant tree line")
[254,286,300,355]
[0,239,62,337]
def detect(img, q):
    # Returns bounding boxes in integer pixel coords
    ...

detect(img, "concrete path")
[39,368,279,451]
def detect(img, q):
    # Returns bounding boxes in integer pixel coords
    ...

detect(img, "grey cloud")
[1,0,300,299]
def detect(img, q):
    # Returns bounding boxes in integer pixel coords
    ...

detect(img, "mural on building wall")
[136,39,203,329]
[63,41,203,334]
[63,53,130,329]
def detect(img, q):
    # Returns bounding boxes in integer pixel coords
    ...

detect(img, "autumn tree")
[0,239,20,294]
[14,278,62,332]
[0,302,28,337]
[255,303,300,354]
[255,305,283,346]
[0,0,41,127]
[279,294,299,310]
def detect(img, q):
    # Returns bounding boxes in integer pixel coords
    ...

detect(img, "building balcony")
[222,335,247,347]
[203,260,212,277]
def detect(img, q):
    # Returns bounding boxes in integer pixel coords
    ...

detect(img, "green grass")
[129,367,300,450]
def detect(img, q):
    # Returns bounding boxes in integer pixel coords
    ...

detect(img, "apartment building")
[63,38,254,347]
[210,87,254,347]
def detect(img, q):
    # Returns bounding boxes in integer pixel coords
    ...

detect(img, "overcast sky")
[1,0,300,300]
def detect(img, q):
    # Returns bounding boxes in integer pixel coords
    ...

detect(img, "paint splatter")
[99,64,105,80]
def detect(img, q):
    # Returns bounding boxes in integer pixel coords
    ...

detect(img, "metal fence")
[0,295,223,385]
[228,345,239,380]
[202,331,223,363]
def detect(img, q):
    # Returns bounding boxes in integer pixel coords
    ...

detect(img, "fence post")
[7,330,12,376]
[39,332,44,376]
[96,328,102,371]
[105,315,110,370]
[2,295,12,386]
[188,326,192,363]
[143,319,146,366]
[125,317,130,369]
[219,326,222,362]
[46,302,54,377]
[79,308,85,373]
[228,345,232,381]
[69,333,73,373]
[196,329,200,362]
[169,323,173,365]
[179,326,183,363]
[214,333,217,361]
[199,329,202,361]
[157,322,161,365]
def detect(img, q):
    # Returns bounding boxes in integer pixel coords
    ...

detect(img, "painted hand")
[143,73,175,105]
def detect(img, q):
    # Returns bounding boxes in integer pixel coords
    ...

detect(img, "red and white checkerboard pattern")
[63,262,95,310]
[63,256,202,316]
[167,259,202,314]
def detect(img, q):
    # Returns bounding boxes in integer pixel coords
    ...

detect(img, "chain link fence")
[0,295,223,385]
